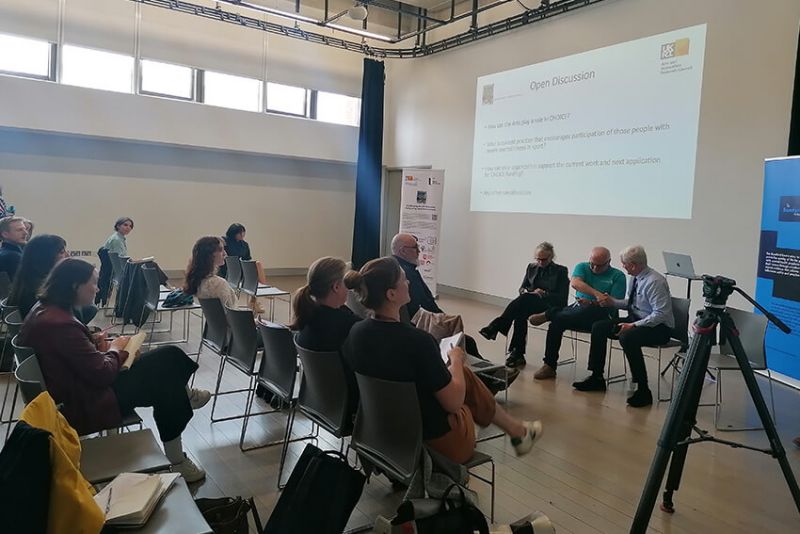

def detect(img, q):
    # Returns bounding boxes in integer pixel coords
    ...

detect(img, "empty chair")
[709,307,775,431]
[352,373,496,521]
[224,256,242,290]
[254,321,314,486]
[193,298,231,387]
[14,353,46,406]
[650,297,691,402]
[1,331,32,440]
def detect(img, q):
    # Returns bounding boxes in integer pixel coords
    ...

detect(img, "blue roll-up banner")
[756,156,800,381]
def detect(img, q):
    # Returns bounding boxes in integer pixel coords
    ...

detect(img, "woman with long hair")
[183,236,236,309]
[7,234,67,317]
[20,258,209,482]
[343,256,542,464]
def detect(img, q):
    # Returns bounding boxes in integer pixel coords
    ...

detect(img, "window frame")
[201,68,263,113]
[138,58,197,102]
[60,43,136,94]
[0,33,56,82]
[265,82,311,119]
[312,89,361,127]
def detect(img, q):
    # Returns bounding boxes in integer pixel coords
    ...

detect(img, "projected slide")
[471,24,706,218]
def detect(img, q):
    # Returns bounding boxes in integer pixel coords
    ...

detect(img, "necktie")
[628,276,638,309]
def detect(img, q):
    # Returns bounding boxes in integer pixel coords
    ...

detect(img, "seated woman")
[479,241,569,369]
[19,258,210,482]
[343,257,542,465]
[8,234,68,318]
[183,236,237,309]
[292,257,360,351]
[221,223,267,313]
[102,216,169,285]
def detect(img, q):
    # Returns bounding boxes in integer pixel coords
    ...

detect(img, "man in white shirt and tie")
[573,245,674,407]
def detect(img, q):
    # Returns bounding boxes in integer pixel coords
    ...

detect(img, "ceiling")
[129,0,607,58]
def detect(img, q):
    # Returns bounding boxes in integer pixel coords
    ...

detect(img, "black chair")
[193,298,231,387]
[352,373,496,521]
[254,321,315,486]
[224,256,243,291]
[209,306,261,425]
[649,297,691,402]
[139,265,195,346]
[1,329,29,441]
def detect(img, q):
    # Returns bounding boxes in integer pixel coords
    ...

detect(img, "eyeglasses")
[590,260,610,268]
[403,244,420,251]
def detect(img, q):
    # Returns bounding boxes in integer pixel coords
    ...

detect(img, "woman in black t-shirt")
[292,256,360,351]
[343,256,543,464]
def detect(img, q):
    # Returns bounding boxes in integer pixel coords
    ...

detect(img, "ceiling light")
[327,23,392,42]
[347,5,369,21]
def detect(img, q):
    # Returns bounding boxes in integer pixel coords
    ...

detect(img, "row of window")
[0,32,360,127]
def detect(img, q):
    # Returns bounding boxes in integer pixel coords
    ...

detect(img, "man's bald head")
[391,233,420,264]
[589,246,612,274]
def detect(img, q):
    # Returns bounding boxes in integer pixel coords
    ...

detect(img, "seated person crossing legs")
[527,246,627,380]
[572,245,674,408]
[479,242,569,368]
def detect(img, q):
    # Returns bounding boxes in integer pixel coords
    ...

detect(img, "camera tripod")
[630,275,800,533]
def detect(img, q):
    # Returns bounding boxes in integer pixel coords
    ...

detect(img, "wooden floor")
[5,275,800,533]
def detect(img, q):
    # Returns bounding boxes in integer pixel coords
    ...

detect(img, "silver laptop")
[662,251,702,280]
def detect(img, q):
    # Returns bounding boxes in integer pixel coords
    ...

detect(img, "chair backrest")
[11,334,35,364]
[4,309,24,337]
[720,307,768,369]
[240,260,259,296]
[140,266,161,311]
[295,342,352,437]
[198,298,229,354]
[224,256,242,290]
[1,298,18,321]
[224,306,260,374]
[15,354,46,405]
[257,321,298,400]
[670,297,691,345]
[352,373,422,485]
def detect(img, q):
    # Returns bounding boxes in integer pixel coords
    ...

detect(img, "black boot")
[479,323,499,341]
[505,349,527,368]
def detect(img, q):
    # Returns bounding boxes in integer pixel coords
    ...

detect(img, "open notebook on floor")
[121,332,147,368]
[94,472,180,527]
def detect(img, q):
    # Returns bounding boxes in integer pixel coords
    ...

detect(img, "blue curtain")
[351,58,385,269]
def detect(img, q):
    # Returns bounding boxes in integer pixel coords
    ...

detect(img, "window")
[0,33,52,79]
[140,59,194,100]
[203,70,262,112]
[316,91,360,127]
[62,45,134,93]
[266,82,308,117]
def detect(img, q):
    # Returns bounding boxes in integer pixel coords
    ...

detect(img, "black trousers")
[543,304,611,368]
[112,345,198,442]
[587,318,672,388]
[491,293,551,354]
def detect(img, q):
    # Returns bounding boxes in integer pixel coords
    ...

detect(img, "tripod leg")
[722,316,800,514]
[660,340,710,513]
[631,319,716,533]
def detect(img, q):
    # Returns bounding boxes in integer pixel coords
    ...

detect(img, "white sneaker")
[188,388,211,410]
[171,453,206,483]
[511,420,543,456]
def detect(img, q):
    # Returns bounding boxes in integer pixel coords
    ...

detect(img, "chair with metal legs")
[139,266,198,347]
[193,298,231,387]
[708,307,776,431]
[352,373,496,522]
[645,297,690,402]
[249,321,315,487]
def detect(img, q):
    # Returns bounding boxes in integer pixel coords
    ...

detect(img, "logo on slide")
[661,38,690,59]
[482,84,494,105]
[778,196,800,222]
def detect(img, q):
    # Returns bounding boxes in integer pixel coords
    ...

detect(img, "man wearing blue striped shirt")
[573,245,674,407]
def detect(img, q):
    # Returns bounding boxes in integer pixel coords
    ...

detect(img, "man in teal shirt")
[529,246,626,379]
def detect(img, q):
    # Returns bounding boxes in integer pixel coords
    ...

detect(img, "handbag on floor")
[264,444,366,534]
[195,496,263,534]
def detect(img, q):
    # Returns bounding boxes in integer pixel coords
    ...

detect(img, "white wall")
[0,128,355,271]
[384,0,800,304]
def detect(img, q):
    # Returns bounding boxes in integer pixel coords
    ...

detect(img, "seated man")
[479,242,569,368]
[528,246,627,380]
[0,216,29,282]
[391,233,519,392]
[573,245,674,408]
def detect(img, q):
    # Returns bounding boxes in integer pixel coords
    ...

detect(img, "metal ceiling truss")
[128,0,607,58]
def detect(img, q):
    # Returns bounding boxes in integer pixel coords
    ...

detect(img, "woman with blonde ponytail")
[293,257,360,352]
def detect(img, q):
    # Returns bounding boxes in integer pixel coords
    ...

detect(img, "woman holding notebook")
[19,258,210,482]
